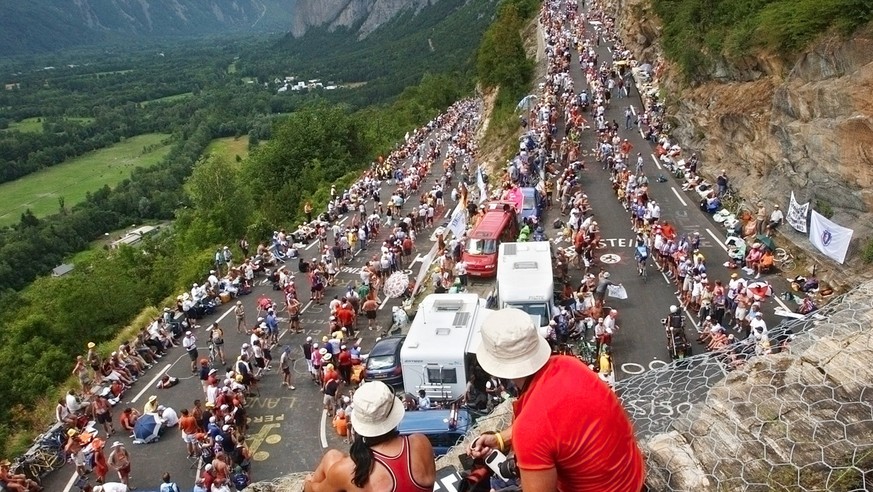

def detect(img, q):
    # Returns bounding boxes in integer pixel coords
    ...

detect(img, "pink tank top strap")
[371,435,431,492]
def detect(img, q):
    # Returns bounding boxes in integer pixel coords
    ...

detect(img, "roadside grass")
[0,133,171,226]
[205,136,250,161]
[6,305,164,458]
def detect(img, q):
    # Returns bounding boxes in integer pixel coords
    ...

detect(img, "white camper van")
[496,241,555,327]
[400,293,492,402]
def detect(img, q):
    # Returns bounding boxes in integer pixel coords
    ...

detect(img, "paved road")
[39,8,801,489]
[42,112,477,491]
[534,3,793,384]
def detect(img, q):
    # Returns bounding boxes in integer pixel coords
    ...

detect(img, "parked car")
[364,335,405,390]
[398,408,471,457]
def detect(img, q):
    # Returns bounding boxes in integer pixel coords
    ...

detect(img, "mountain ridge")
[0,0,298,57]
[289,0,441,39]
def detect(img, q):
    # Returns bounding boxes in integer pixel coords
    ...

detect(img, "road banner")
[809,210,853,264]
[476,165,487,204]
[787,191,809,233]
[447,204,468,239]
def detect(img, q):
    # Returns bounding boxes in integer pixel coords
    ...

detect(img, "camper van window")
[466,239,497,255]
[506,302,549,319]
[427,367,458,384]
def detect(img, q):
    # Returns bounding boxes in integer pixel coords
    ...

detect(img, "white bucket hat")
[350,381,405,438]
[477,308,551,379]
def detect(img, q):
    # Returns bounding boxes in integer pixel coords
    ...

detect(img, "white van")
[496,242,555,327]
[400,293,493,402]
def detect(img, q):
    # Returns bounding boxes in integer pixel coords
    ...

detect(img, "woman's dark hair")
[350,429,399,487]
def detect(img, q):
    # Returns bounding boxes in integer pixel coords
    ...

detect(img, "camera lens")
[498,456,519,479]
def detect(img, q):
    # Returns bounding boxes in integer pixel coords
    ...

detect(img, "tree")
[184,155,253,247]
[243,104,367,225]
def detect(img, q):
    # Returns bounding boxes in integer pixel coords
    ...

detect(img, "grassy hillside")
[205,136,250,162]
[0,133,170,226]
[654,0,873,79]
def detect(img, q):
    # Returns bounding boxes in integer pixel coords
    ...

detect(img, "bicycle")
[774,248,796,272]
[634,246,649,283]
[15,446,65,480]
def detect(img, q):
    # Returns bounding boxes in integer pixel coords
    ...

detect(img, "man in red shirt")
[335,304,356,337]
[469,308,645,492]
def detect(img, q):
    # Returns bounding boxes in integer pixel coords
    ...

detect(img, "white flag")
[447,205,468,239]
[787,192,809,233]
[607,284,628,299]
[809,210,853,264]
[476,166,488,204]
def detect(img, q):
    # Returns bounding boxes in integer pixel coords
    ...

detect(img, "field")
[140,92,193,106]
[205,136,250,161]
[0,133,171,226]
[4,116,96,133]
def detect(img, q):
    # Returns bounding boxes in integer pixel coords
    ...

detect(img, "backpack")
[160,483,181,492]
[232,472,250,489]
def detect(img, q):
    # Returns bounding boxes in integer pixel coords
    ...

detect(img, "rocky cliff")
[289,0,440,39]
[611,0,873,272]
[639,279,873,491]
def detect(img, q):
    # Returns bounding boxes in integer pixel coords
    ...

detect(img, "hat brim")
[476,334,552,379]
[351,394,405,438]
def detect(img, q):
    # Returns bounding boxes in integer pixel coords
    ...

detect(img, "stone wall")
[638,280,873,491]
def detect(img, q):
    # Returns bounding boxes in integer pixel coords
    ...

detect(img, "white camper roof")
[401,293,489,359]
[496,242,554,304]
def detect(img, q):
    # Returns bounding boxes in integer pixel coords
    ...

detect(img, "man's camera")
[485,450,520,482]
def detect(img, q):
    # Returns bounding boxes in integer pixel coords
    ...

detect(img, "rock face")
[289,0,440,39]
[637,280,873,491]
[611,0,873,270]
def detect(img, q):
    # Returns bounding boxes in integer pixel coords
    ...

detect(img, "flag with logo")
[808,210,853,264]
[447,205,468,239]
[787,191,809,233]
[476,166,488,204]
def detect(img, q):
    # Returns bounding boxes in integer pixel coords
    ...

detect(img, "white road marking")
[705,228,728,252]
[320,409,328,448]
[630,105,636,115]
[773,292,791,312]
[306,240,318,251]
[61,470,79,492]
[670,187,688,207]
[338,216,348,224]
[409,253,424,265]
[216,304,235,323]
[379,295,391,310]
[650,153,661,170]
[131,363,171,403]
[301,300,313,314]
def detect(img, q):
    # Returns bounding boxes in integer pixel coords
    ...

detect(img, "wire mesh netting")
[615,281,873,491]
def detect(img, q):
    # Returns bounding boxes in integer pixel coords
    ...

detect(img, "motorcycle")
[662,317,692,360]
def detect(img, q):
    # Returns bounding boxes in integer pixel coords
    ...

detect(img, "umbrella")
[383,271,410,299]
[639,63,654,73]
[133,413,163,444]
[755,234,776,251]
[515,94,538,113]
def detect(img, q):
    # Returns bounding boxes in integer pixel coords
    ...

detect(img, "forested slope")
[0,0,538,459]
